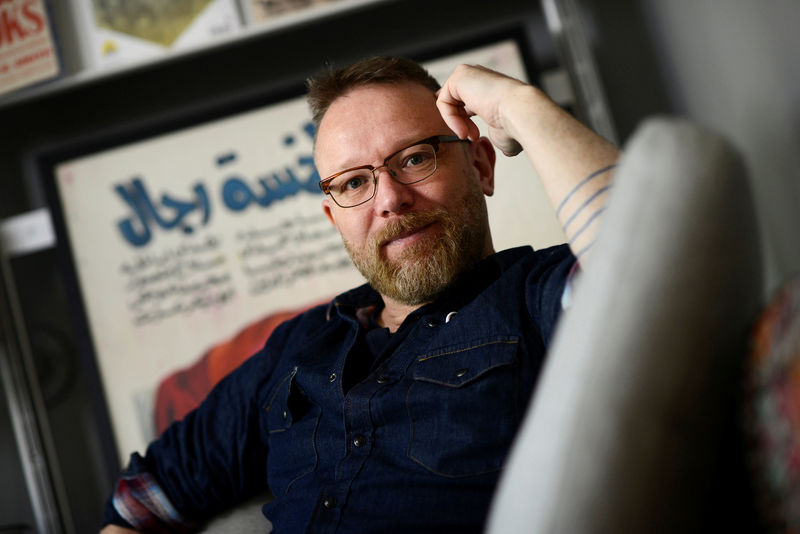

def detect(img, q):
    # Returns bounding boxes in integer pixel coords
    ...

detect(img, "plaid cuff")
[112,471,199,533]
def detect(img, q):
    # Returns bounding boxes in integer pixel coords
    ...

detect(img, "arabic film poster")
[53,39,566,462]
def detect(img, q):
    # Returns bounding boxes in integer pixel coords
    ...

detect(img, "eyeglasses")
[318,135,469,208]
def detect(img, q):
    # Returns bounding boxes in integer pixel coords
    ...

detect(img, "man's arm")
[437,64,620,265]
[97,327,286,532]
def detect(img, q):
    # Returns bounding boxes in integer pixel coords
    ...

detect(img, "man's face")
[315,82,496,305]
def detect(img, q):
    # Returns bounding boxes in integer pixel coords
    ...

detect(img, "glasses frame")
[318,134,469,208]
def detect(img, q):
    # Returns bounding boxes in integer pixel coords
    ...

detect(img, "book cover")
[241,0,346,25]
[0,0,61,96]
[71,0,243,70]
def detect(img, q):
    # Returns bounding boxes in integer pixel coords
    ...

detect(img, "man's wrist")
[498,83,550,148]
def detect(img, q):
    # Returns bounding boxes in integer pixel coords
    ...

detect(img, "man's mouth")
[380,222,436,249]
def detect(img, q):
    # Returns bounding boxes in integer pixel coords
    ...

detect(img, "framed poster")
[35,34,566,466]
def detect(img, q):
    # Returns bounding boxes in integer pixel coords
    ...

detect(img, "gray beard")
[344,190,489,306]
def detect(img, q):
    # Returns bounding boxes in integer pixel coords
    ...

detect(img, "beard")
[343,187,489,306]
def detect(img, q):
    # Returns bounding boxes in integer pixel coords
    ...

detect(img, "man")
[101,57,618,533]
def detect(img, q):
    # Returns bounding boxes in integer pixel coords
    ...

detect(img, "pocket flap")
[265,367,298,431]
[413,337,519,387]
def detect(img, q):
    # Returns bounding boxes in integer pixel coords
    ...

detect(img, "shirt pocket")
[264,366,320,495]
[406,336,520,478]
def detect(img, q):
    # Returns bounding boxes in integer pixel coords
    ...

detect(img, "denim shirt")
[106,244,575,533]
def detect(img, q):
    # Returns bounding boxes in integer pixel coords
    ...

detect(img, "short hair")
[306,56,441,130]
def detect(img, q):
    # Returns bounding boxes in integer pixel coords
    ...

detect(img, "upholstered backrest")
[487,118,763,533]
[199,492,272,533]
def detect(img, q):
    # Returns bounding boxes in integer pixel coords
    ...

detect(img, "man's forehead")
[320,82,439,131]
[314,82,448,170]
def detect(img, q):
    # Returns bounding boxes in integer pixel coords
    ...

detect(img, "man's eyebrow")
[325,133,437,173]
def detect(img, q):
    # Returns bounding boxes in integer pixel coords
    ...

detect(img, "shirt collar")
[326,246,534,322]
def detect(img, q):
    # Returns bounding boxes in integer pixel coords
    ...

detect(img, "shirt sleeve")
[104,463,199,532]
[103,494,135,529]
[526,244,578,346]
[100,317,296,530]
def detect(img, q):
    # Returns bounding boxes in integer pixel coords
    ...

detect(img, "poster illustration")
[53,39,566,462]
[242,0,343,24]
[70,0,242,69]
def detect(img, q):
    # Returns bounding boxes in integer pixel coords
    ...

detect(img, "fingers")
[436,63,523,146]
[436,96,480,141]
[436,77,479,141]
[436,65,480,140]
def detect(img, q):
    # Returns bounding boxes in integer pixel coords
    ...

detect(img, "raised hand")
[436,64,528,156]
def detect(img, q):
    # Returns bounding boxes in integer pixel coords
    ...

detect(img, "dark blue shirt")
[105,245,575,533]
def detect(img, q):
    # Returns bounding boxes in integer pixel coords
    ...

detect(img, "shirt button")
[322,497,337,509]
[425,317,440,328]
[456,368,468,378]
[353,434,366,448]
[329,373,337,383]
[376,375,389,384]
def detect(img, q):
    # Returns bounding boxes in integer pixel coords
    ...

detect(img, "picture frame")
[31,25,567,478]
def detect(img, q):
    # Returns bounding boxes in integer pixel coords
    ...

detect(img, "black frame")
[31,21,542,479]
[13,1,572,527]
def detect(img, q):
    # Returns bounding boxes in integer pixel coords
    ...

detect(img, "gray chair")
[487,117,762,533]
[199,492,272,532]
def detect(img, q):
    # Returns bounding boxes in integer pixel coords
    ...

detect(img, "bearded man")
[101,56,618,533]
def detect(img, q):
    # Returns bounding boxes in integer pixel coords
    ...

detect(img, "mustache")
[371,209,449,248]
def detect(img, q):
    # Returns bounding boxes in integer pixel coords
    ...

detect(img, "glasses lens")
[388,143,437,184]
[328,170,375,207]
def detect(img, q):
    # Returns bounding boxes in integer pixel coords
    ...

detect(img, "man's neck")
[377,296,427,333]
[375,245,497,333]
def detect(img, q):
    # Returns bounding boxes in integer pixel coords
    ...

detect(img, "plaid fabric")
[746,275,800,532]
[113,472,199,533]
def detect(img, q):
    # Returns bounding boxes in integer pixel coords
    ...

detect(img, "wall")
[588,0,800,295]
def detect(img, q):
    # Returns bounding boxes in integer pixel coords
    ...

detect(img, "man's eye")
[341,176,367,191]
[403,151,433,168]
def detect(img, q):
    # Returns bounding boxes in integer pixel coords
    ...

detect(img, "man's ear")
[322,198,338,228]
[472,137,496,197]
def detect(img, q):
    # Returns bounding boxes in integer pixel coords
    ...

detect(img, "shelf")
[0,0,393,110]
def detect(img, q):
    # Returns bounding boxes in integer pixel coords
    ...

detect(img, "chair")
[487,117,763,533]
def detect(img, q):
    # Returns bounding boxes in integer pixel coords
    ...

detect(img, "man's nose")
[372,167,414,216]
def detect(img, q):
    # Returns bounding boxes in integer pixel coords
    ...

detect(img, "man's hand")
[436,64,528,156]
[437,63,620,266]
[100,525,139,533]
